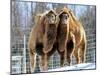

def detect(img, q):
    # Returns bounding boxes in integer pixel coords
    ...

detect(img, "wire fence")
[11,1,96,74]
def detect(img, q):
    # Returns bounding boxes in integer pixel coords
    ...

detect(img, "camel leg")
[79,41,86,63]
[29,49,37,73]
[39,54,48,72]
[67,40,75,66]
[67,32,75,66]
[74,48,80,64]
[59,52,65,67]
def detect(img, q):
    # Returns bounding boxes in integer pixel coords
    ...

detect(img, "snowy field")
[48,63,96,72]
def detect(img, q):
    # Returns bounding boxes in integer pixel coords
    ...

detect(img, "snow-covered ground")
[48,63,96,72]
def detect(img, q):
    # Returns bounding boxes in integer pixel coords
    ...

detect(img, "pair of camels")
[28,7,87,72]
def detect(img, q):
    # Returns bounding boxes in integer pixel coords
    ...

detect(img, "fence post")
[23,34,26,73]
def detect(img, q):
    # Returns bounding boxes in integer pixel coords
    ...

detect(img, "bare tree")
[79,6,96,29]
[11,1,23,47]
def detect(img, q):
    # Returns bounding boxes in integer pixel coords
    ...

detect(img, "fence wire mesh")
[11,1,96,74]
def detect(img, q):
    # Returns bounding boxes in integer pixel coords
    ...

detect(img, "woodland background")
[11,0,96,74]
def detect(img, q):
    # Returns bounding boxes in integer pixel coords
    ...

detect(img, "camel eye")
[47,15,50,17]
[65,16,68,19]
[51,14,55,18]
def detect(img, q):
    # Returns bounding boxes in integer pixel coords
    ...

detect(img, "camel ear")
[58,7,69,17]
[58,11,63,18]
[48,10,54,13]
[68,9,73,15]
[46,10,57,16]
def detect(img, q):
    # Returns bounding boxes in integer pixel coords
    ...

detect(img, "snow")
[48,63,96,72]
